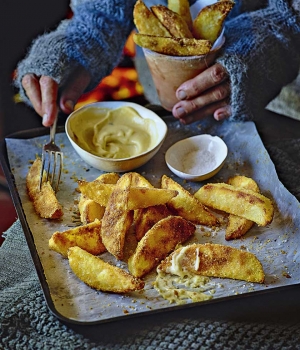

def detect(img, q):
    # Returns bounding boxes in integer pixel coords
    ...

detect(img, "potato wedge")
[133,0,172,37]
[133,33,212,56]
[128,216,195,278]
[129,173,172,240]
[68,246,144,293]
[158,243,265,283]
[225,176,260,240]
[151,5,193,38]
[78,180,114,206]
[134,204,172,241]
[95,172,120,184]
[26,158,63,219]
[227,175,260,193]
[192,0,235,43]
[78,173,119,224]
[128,187,178,210]
[78,195,105,224]
[130,172,153,188]
[78,179,178,209]
[194,183,274,226]
[101,173,133,260]
[49,219,106,257]
[161,175,218,226]
[226,214,255,241]
[131,172,153,222]
[168,0,193,31]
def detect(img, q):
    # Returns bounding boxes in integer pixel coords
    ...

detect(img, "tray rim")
[1,126,300,326]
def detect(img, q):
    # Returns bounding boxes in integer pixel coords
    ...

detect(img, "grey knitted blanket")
[1,136,300,349]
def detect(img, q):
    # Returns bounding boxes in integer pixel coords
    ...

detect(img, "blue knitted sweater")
[15,0,300,121]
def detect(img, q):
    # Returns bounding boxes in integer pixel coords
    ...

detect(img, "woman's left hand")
[172,63,231,124]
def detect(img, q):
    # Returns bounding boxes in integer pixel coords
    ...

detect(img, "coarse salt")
[182,149,216,175]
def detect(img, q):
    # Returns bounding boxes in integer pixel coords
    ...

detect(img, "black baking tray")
[1,123,300,326]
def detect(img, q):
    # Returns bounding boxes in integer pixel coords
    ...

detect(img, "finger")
[39,76,59,127]
[214,105,232,121]
[21,74,43,116]
[176,99,229,125]
[59,67,91,114]
[176,63,229,101]
[173,80,230,119]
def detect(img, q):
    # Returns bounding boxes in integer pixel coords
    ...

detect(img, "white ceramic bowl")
[165,134,228,181]
[65,101,167,172]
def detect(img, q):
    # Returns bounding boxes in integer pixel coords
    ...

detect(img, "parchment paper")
[5,118,300,323]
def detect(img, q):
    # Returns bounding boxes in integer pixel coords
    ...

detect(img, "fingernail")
[177,90,187,100]
[65,100,74,111]
[42,113,49,126]
[174,107,186,119]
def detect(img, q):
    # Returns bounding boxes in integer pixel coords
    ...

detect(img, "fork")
[39,116,63,192]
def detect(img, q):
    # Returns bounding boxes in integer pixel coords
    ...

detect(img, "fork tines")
[40,149,63,193]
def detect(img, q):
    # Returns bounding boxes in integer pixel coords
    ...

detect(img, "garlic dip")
[154,246,215,305]
[69,106,156,159]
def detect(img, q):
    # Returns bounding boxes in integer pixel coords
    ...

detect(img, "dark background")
[0,0,70,138]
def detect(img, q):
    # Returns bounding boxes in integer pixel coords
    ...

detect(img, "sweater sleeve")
[14,0,136,106]
[217,0,300,121]
[65,0,136,89]
[14,20,74,106]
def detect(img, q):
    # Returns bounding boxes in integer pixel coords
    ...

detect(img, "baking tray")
[1,118,300,325]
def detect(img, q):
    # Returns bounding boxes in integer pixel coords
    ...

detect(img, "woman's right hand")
[21,67,91,127]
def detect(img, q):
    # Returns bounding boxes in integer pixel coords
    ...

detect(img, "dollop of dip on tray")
[154,245,214,305]
[70,106,155,159]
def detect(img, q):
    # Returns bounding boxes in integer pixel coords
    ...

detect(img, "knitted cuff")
[14,21,75,106]
[217,0,300,121]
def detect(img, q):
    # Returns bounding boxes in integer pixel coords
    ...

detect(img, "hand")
[172,63,231,124]
[21,67,91,127]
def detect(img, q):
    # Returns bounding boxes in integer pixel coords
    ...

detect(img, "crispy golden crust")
[78,173,119,224]
[128,216,195,278]
[225,176,260,240]
[133,33,212,56]
[101,173,133,260]
[95,172,120,184]
[192,0,235,43]
[158,243,265,283]
[130,172,153,187]
[131,172,155,232]
[194,182,274,226]
[134,204,172,241]
[225,217,255,241]
[133,0,172,36]
[77,180,115,207]
[227,176,260,193]
[78,179,178,210]
[68,247,144,293]
[49,219,106,258]
[26,158,63,219]
[168,0,193,31]
[78,195,105,224]
[151,5,193,38]
[161,175,219,226]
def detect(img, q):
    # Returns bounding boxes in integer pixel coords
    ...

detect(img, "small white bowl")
[165,134,228,181]
[65,101,167,172]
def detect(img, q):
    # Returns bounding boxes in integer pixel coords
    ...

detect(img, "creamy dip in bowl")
[66,101,167,172]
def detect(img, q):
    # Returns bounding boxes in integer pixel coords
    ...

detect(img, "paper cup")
[143,35,225,111]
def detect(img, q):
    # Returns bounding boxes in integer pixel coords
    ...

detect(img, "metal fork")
[39,116,63,192]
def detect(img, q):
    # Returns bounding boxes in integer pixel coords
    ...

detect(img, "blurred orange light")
[75,31,144,109]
